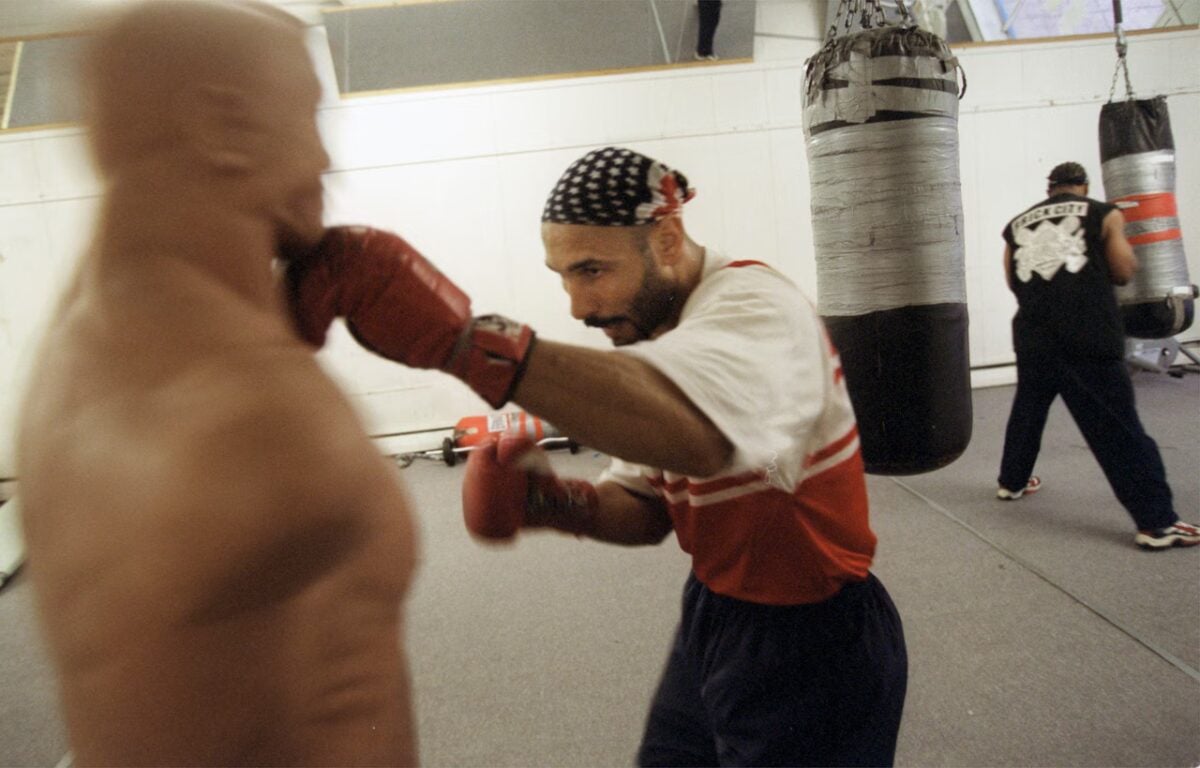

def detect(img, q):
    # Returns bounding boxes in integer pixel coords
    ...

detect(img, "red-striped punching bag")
[1099,97,1195,338]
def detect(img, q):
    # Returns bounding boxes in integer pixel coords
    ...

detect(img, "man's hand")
[285,226,535,407]
[462,435,598,540]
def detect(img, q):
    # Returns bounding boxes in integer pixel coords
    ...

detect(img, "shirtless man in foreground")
[16,2,417,763]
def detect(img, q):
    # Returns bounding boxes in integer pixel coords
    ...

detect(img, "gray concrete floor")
[2,372,1198,766]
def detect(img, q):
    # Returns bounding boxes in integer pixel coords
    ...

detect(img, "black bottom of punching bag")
[824,303,972,475]
[1121,298,1195,340]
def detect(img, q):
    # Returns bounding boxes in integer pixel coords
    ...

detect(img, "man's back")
[18,261,417,765]
[994,163,1198,550]
[1003,192,1124,360]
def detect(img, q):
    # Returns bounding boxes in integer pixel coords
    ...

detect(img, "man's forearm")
[512,340,731,477]
[532,481,671,546]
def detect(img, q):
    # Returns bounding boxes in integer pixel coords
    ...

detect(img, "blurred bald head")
[83,0,330,250]
[83,0,313,175]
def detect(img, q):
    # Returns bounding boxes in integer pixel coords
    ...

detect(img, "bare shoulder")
[1100,206,1126,232]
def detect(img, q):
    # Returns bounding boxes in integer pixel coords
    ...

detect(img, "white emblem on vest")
[1013,214,1088,283]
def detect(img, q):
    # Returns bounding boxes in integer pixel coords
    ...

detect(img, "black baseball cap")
[1048,162,1089,187]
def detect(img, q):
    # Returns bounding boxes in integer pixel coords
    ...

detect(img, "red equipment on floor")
[395,411,579,467]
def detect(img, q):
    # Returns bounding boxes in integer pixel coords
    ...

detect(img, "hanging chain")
[1108,55,1135,102]
[828,0,915,37]
[1108,0,1134,101]
[828,0,852,39]
[1107,21,1134,101]
[868,0,888,28]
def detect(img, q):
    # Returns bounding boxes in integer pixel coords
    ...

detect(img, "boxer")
[288,147,908,766]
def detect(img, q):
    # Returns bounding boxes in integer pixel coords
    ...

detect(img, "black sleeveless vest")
[1002,193,1123,360]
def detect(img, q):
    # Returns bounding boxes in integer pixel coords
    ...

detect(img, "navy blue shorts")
[637,573,907,767]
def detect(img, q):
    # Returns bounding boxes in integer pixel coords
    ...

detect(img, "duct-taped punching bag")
[1099,100,1195,337]
[802,8,971,475]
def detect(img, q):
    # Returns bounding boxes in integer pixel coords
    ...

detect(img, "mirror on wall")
[323,0,757,96]
[1,35,85,131]
[0,0,758,132]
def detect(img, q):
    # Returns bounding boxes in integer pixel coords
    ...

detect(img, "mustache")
[585,315,654,342]
[584,316,625,329]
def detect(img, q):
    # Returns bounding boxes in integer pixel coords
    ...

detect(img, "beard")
[585,257,681,346]
[626,267,680,341]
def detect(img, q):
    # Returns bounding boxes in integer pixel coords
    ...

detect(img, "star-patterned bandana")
[542,147,696,227]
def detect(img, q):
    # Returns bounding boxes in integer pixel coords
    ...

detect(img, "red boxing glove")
[285,226,535,408]
[462,435,599,541]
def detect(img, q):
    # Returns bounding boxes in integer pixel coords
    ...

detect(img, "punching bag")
[802,25,971,475]
[1099,97,1195,338]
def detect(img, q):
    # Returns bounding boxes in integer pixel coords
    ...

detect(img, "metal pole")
[1001,0,1028,34]
[1113,0,1127,57]
[648,0,672,64]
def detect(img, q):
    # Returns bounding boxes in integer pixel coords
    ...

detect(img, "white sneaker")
[1135,521,1200,550]
[997,476,1042,500]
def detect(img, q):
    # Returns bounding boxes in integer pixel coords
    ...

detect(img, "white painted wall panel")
[0,198,96,474]
[1132,34,1185,96]
[0,132,98,207]
[1167,37,1200,90]
[30,134,99,202]
[321,95,499,171]
[323,158,511,305]
[755,35,815,61]
[647,74,720,140]
[756,0,826,41]
[712,70,771,131]
[957,49,1025,107]
[0,142,40,207]
[1020,45,1111,103]
[602,78,671,145]
[766,127,818,298]
[764,65,808,127]
[707,131,781,261]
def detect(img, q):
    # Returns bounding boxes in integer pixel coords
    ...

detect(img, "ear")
[649,216,685,266]
[176,84,262,173]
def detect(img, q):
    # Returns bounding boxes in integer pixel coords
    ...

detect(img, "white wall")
[0,13,1197,476]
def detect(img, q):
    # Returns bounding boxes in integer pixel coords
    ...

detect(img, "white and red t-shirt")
[600,250,875,605]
